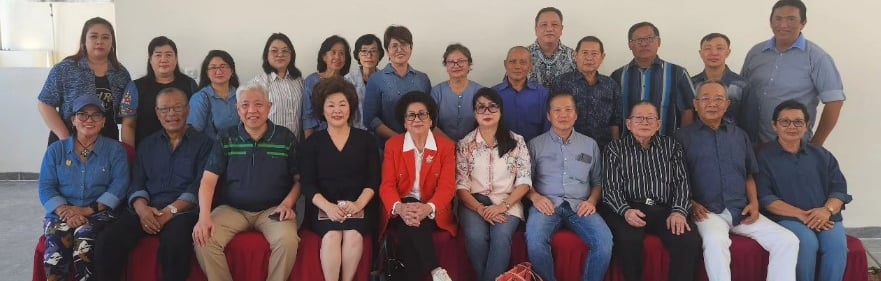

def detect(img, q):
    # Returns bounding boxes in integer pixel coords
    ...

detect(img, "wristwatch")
[166,205,179,215]
[89,202,100,213]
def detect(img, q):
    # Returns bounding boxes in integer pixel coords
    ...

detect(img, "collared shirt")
[756,140,852,223]
[529,129,601,209]
[38,136,130,219]
[38,57,132,121]
[741,34,846,143]
[363,63,432,137]
[187,86,239,141]
[205,121,299,212]
[403,130,438,200]
[344,67,371,130]
[551,71,623,148]
[456,129,532,219]
[128,128,214,209]
[675,121,758,225]
[119,76,199,145]
[602,134,691,216]
[527,40,576,88]
[251,72,305,139]
[691,66,749,127]
[431,80,483,141]
[492,79,550,142]
[611,57,696,136]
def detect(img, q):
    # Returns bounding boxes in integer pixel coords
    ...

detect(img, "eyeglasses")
[445,59,469,67]
[156,105,186,114]
[388,43,411,52]
[359,49,379,57]
[206,64,230,72]
[695,97,728,105]
[270,49,291,57]
[629,36,659,45]
[75,112,105,122]
[776,119,806,127]
[405,111,430,121]
[629,115,659,124]
[475,103,499,114]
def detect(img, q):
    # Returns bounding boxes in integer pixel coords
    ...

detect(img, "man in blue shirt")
[611,22,695,136]
[552,36,621,148]
[675,82,798,281]
[95,87,214,281]
[494,46,550,142]
[741,0,845,145]
[525,92,612,281]
[192,82,301,281]
[691,33,748,127]
[757,100,852,281]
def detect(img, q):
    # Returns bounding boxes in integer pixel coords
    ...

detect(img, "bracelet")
[825,206,835,215]
[502,201,512,210]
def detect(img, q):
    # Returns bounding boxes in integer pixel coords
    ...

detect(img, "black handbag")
[371,233,405,281]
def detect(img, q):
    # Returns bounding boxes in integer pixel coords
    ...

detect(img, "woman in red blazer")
[379,91,457,281]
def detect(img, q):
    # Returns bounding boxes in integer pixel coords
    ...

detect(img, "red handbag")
[495,262,543,281]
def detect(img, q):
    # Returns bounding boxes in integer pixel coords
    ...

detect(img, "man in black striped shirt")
[600,101,701,281]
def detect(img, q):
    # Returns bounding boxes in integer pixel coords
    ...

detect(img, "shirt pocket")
[568,156,593,184]
[172,156,196,184]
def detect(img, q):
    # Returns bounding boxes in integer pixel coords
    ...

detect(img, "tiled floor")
[3,181,879,281]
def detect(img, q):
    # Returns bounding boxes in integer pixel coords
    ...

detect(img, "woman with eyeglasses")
[431,43,483,142]
[249,33,306,138]
[344,34,384,131]
[456,88,531,281]
[363,25,432,144]
[38,94,130,281]
[302,35,353,139]
[378,92,455,281]
[187,50,241,140]
[38,17,131,145]
[119,36,198,147]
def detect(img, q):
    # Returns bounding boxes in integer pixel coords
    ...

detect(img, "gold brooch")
[425,155,434,164]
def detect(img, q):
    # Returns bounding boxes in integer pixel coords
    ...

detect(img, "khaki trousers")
[194,205,300,281]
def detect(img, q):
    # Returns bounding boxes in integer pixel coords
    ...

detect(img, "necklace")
[76,138,97,159]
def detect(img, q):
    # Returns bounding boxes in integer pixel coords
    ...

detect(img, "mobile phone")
[268,213,281,221]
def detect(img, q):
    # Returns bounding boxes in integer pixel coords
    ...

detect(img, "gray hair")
[235,81,270,101]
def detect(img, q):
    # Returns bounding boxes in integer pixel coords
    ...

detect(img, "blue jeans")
[778,220,847,281]
[525,203,613,281]
[459,205,520,281]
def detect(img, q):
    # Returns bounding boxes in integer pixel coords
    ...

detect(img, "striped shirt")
[610,57,696,136]
[250,72,305,140]
[602,134,691,216]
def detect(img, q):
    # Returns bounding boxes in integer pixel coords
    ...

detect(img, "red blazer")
[379,133,458,237]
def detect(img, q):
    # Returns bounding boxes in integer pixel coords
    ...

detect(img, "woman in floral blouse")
[455,87,532,281]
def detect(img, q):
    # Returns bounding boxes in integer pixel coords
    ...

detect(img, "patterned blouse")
[456,129,532,219]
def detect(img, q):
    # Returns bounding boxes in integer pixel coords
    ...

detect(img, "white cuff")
[427,202,436,219]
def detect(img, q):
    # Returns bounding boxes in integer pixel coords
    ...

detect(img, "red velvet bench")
[431,230,870,281]
[33,229,372,281]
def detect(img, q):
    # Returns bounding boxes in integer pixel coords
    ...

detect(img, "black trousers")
[392,197,441,281]
[94,211,198,281]
[599,204,702,281]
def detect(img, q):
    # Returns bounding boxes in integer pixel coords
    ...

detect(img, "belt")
[630,198,658,206]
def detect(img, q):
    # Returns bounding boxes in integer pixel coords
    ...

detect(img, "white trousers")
[695,209,799,281]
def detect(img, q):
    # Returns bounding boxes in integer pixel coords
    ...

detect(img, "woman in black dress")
[300,76,380,281]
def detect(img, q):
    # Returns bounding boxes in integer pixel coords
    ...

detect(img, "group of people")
[36,1,852,281]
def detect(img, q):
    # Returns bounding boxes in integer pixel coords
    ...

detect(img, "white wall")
[2,0,876,226]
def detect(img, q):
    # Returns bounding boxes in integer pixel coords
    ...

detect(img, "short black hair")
[699,33,731,47]
[316,35,352,76]
[534,7,563,26]
[771,0,807,24]
[384,25,413,50]
[312,76,358,123]
[575,36,605,53]
[442,43,473,65]
[395,91,438,130]
[145,36,185,81]
[353,34,384,65]
[261,33,302,79]
[627,22,659,41]
[546,91,576,113]
[772,100,810,122]
[198,50,240,89]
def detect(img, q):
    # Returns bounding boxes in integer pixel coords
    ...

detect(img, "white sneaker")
[431,268,452,281]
